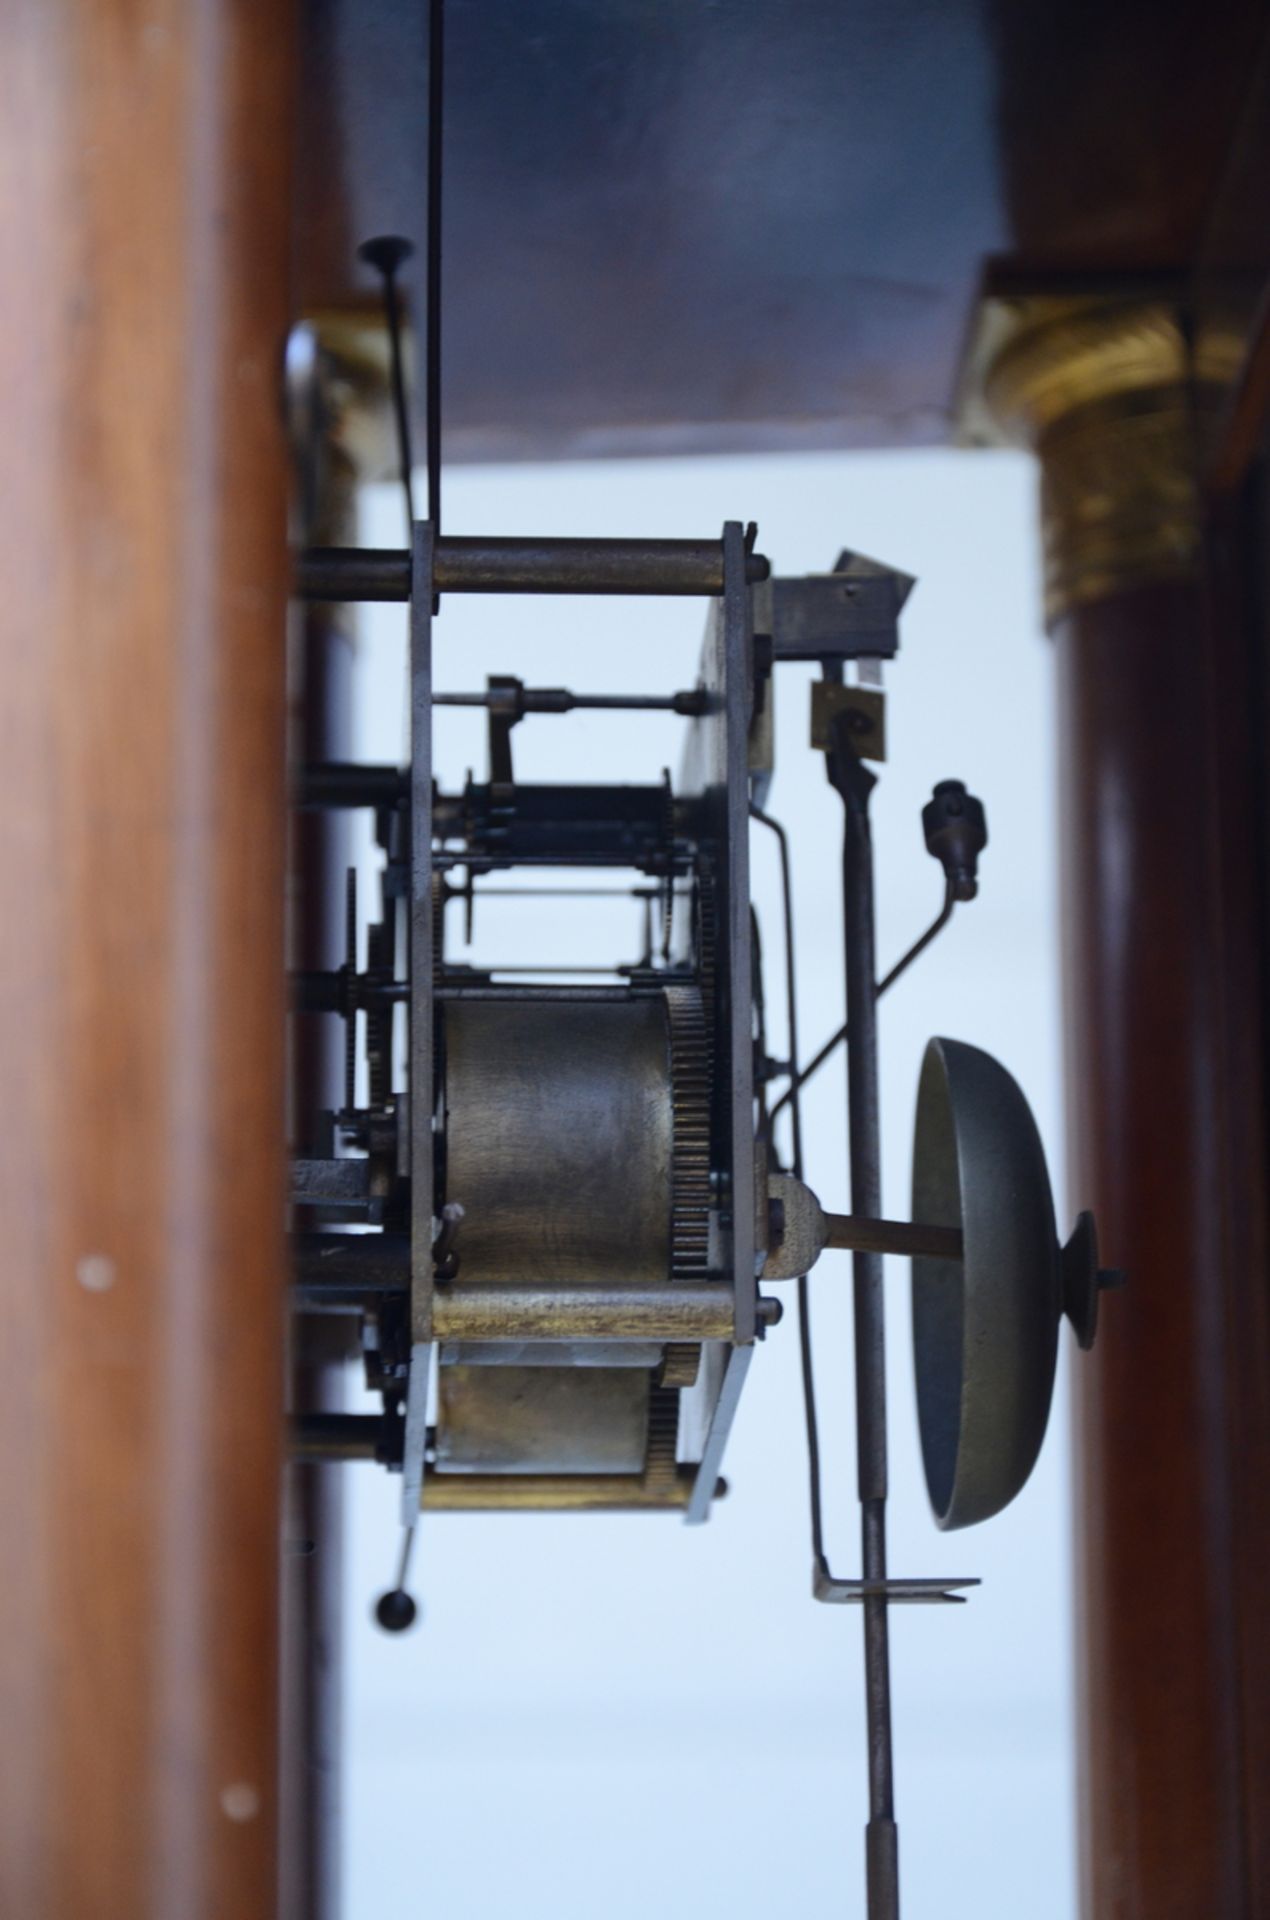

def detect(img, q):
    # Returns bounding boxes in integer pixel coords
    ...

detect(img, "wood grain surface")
[0,4,296,1914]
[1059,574,1270,1919]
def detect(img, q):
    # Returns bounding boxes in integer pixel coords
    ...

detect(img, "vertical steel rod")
[426,0,445,540]
[403,521,436,1525]
[827,717,899,1918]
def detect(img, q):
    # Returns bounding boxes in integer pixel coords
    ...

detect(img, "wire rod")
[768,879,955,1127]
[750,805,831,1575]
[432,689,704,712]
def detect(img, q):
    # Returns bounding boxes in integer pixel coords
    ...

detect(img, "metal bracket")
[811,682,886,760]
[813,1566,980,1606]
[757,550,914,663]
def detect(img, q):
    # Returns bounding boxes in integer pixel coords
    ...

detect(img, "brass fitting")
[960,295,1240,626]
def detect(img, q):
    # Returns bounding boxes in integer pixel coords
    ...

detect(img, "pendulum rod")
[826,713,899,1920]
[425,0,445,543]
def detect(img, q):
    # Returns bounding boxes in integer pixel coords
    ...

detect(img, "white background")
[341,449,1072,1919]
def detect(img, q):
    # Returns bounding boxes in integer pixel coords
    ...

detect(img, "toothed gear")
[692,865,719,1045]
[660,770,676,961]
[365,915,395,1111]
[657,1343,701,1389]
[661,980,712,1399]
[645,1382,681,1486]
[665,983,711,1281]
[431,870,447,980]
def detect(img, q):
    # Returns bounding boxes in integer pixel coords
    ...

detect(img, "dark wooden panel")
[990,0,1266,271]
[294,0,1267,459]
[0,4,296,1914]
[1192,29,1270,494]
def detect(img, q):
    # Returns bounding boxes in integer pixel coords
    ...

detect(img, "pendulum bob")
[911,1037,1117,1530]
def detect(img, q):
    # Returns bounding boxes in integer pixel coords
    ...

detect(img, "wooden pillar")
[977,301,1270,1918]
[0,6,296,1916]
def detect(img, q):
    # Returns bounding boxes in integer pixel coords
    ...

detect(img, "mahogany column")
[978,302,1270,1918]
[0,6,296,1917]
